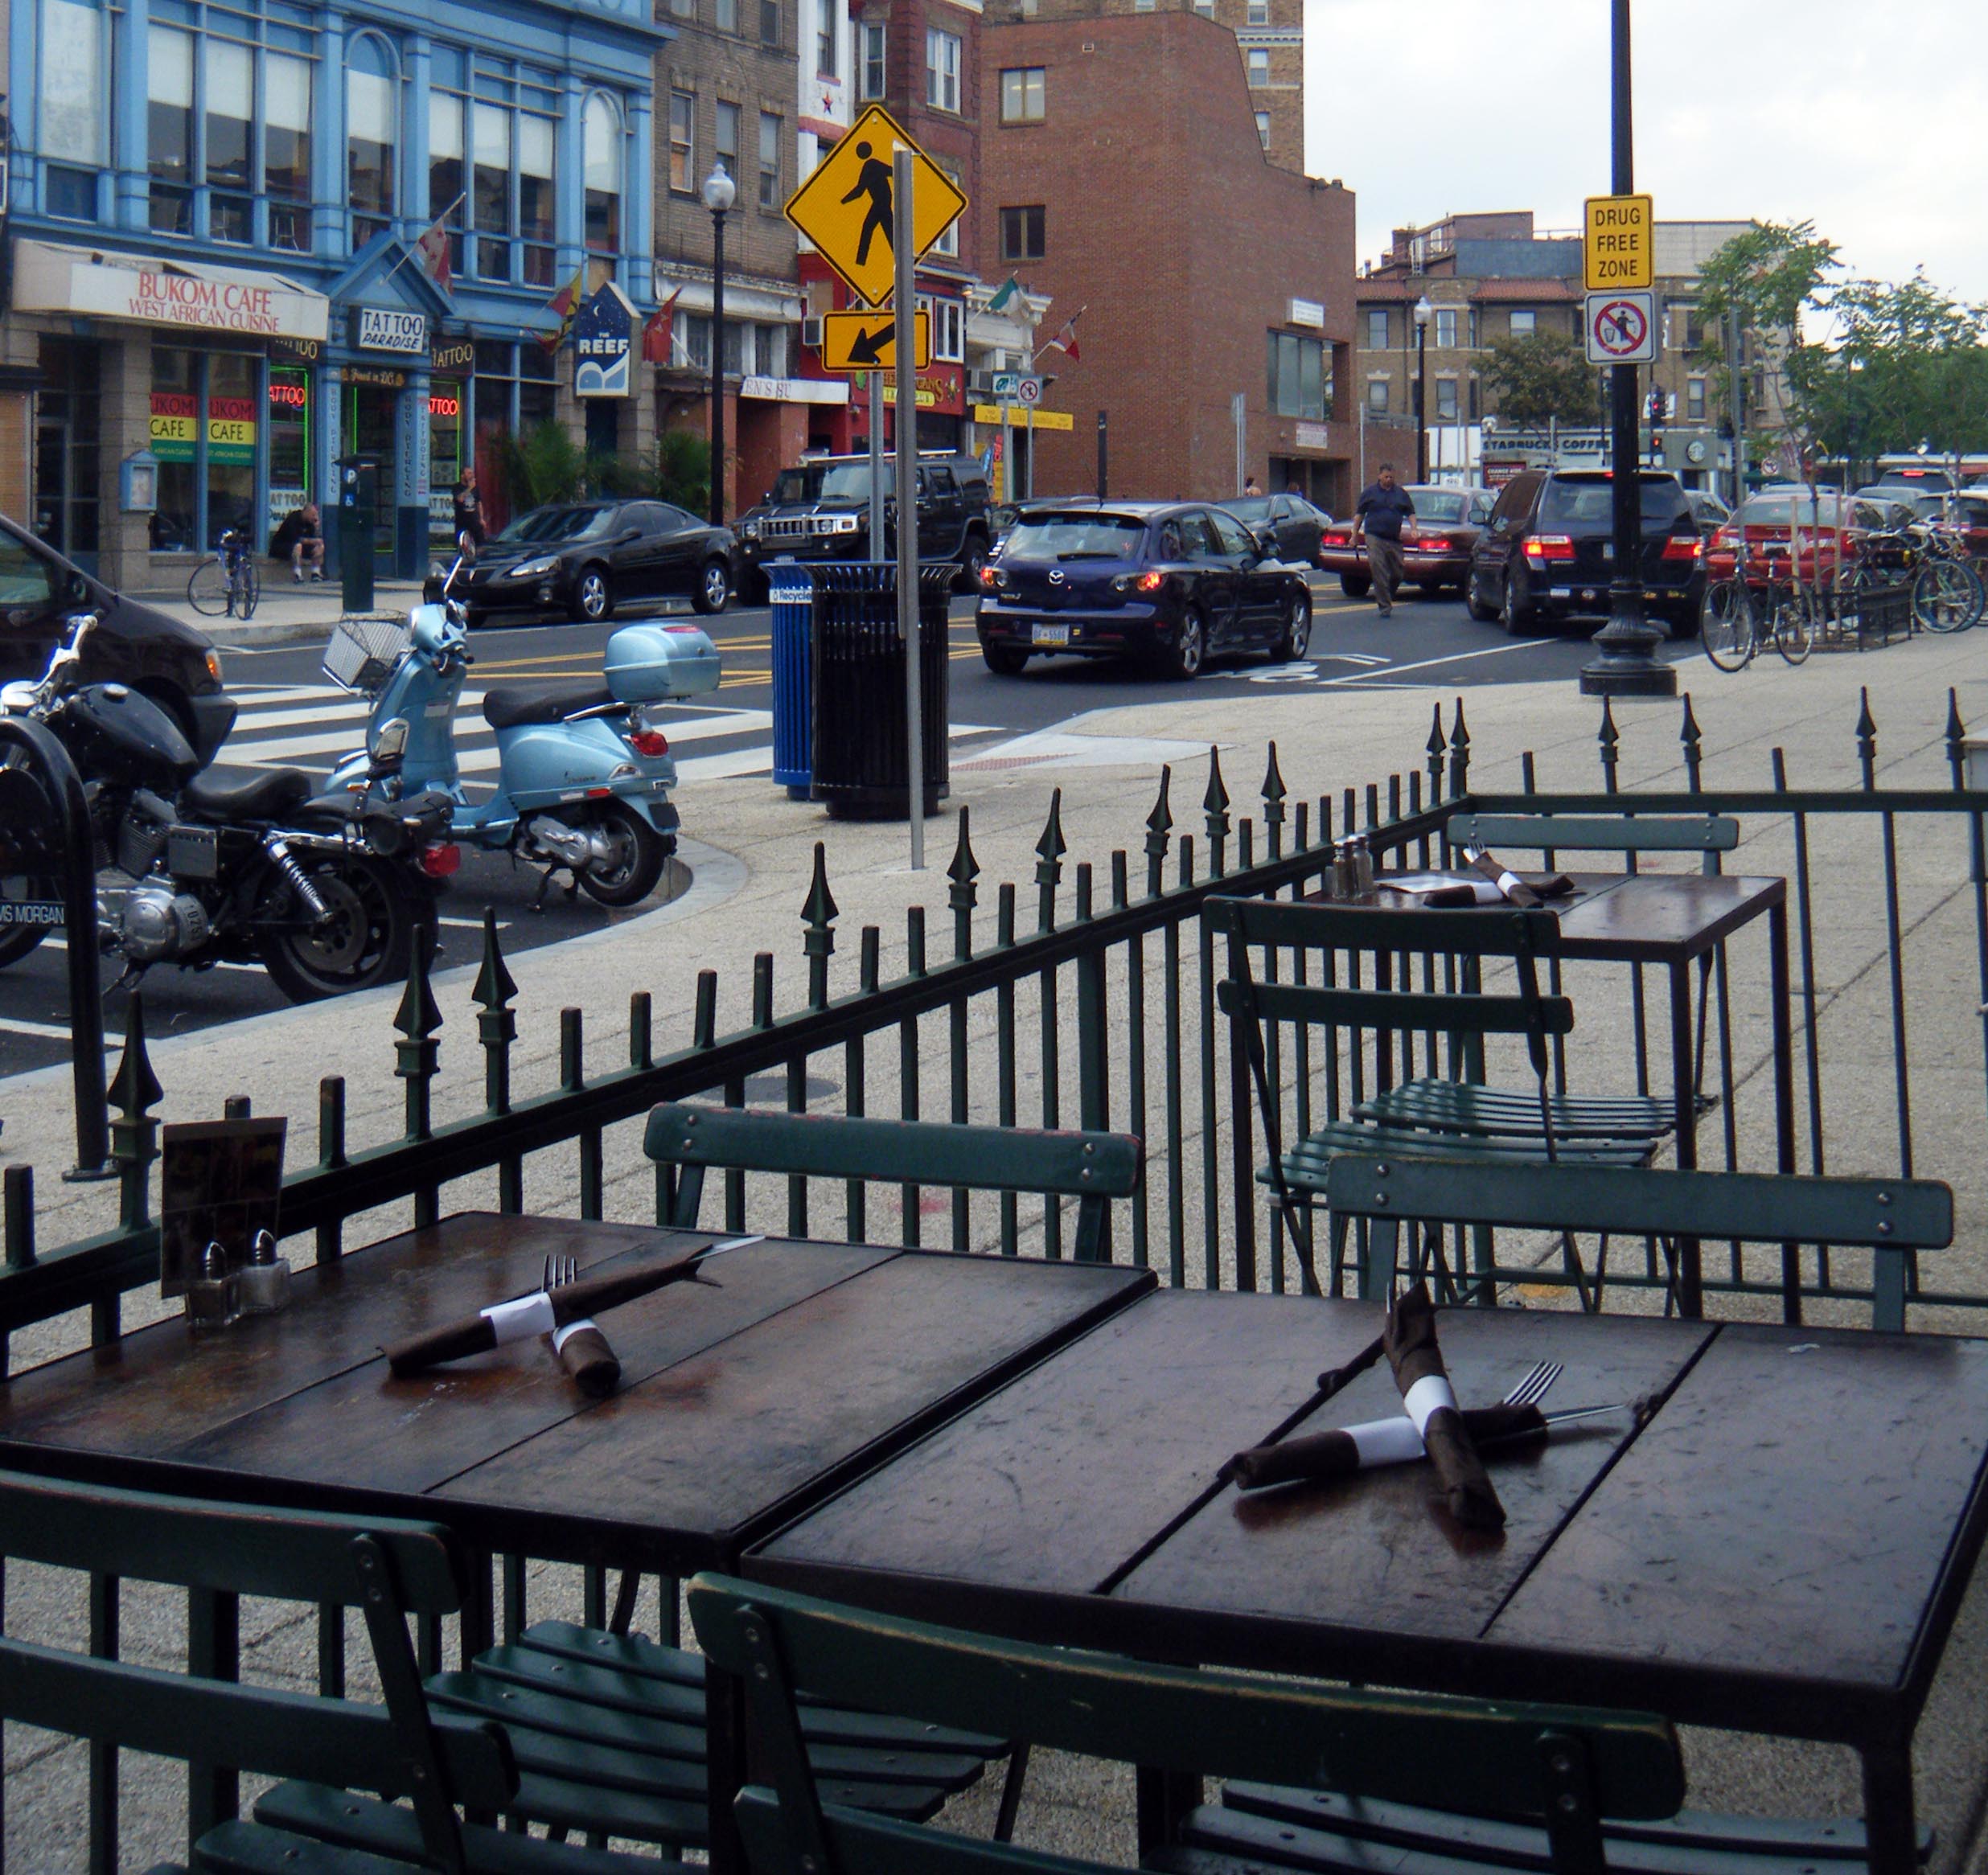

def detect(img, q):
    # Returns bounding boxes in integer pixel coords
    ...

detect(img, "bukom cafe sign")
[10,239,330,342]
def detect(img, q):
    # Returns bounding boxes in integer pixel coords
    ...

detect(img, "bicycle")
[1700,572,1813,671]
[1910,523,1983,633]
[187,527,261,620]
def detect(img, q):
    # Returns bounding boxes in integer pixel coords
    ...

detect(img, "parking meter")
[337,457,379,613]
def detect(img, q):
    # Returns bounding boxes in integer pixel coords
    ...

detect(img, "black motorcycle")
[0,614,455,1002]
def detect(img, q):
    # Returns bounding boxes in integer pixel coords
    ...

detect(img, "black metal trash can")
[808,563,953,819]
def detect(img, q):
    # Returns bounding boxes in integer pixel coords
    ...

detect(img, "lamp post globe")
[703,164,735,527]
[1412,295,1433,486]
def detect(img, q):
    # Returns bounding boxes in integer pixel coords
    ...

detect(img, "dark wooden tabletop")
[750,1290,1988,1747]
[0,1212,1154,1572]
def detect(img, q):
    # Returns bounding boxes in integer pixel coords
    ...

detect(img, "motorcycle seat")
[181,765,313,824]
[482,682,615,732]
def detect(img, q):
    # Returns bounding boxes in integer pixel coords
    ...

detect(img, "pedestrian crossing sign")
[783,104,967,308]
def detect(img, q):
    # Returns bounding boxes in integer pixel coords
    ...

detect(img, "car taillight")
[1411,533,1453,551]
[419,843,461,880]
[1661,536,1703,561]
[1522,535,1575,561]
[1322,531,1350,546]
[629,728,671,757]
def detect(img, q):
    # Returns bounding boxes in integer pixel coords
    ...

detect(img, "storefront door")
[35,338,101,572]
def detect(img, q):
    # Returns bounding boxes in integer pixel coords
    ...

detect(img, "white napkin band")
[552,1317,599,1353]
[1345,1417,1427,1467]
[1402,1373,1458,1437]
[482,1290,557,1344]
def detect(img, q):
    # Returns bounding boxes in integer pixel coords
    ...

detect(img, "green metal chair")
[1206,896,1670,1303]
[1323,1152,1953,1334]
[686,1569,1693,1875]
[0,1466,671,1875]
[426,1105,1144,1854]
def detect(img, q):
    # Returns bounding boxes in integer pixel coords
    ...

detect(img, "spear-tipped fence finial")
[1203,747,1230,875]
[1261,743,1287,857]
[1035,788,1066,932]
[1679,693,1703,792]
[1596,697,1620,793]
[802,840,839,1008]
[1144,765,1173,897]
[1947,688,1968,788]
[1857,686,1879,789]
[108,991,163,1228]
[393,921,442,1144]
[947,807,980,960]
[1447,698,1470,797]
[473,907,516,1116]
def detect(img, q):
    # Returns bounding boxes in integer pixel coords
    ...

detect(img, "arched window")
[583,93,622,255]
[347,34,398,247]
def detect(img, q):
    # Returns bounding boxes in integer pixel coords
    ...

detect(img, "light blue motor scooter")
[323,568,721,908]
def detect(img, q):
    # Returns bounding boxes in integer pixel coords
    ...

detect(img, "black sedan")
[459,499,735,627]
[976,501,1312,679]
[1218,491,1334,564]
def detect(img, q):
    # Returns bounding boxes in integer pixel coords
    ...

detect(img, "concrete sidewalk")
[135,573,429,651]
[8,626,1988,1869]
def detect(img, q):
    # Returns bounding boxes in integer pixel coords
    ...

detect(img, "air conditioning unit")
[965,368,999,396]
[801,315,824,351]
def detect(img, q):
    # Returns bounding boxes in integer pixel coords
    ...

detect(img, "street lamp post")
[702,163,735,528]
[1412,295,1432,484]
[1579,0,1675,698]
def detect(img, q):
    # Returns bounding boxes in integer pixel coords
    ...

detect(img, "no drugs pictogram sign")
[1585,290,1657,364]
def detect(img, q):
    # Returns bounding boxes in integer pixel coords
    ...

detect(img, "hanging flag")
[413,197,461,291]
[977,438,994,477]
[537,265,587,355]
[643,289,684,366]
[1042,306,1085,363]
[986,276,1022,314]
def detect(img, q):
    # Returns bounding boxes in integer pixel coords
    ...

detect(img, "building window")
[1000,204,1044,262]
[1247,0,1269,16]
[147,26,195,233]
[39,0,106,218]
[715,0,737,31]
[816,9,835,72]
[1508,308,1534,336]
[584,93,622,256]
[347,35,397,248]
[929,160,961,256]
[1433,307,1458,348]
[1134,0,1153,10]
[1254,111,1270,150]
[203,38,252,240]
[1434,376,1459,421]
[1247,47,1268,85]
[919,294,964,363]
[1467,307,1479,348]
[1365,307,1388,351]
[669,90,694,193]
[1267,330,1325,421]
[762,0,779,44]
[714,100,739,187]
[670,0,692,17]
[470,101,511,281]
[1193,0,1213,14]
[520,112,555,284]
[1687,376,1707,421]
[1000,67,1045,122]
[860,23,885,97]
[264,54,312,251]
[758,111,782,210]
[1468,375,1481,421]
[1366,377,1389,414]
[925,27,960,112]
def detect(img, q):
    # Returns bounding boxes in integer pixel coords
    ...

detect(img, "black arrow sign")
[847,318,896,367]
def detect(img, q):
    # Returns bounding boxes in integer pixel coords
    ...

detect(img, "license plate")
[1597,544,1613,561]
[0,900,64,927]
[1031,624,1072,646]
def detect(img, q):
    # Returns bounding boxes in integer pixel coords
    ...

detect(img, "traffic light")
[1645,388,1669,423]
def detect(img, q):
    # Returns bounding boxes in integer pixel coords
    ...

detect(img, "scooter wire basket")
[322,614,411,697]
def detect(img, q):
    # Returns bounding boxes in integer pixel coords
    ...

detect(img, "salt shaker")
[186,1241,237,1333]
[236,1228,291,1315]
[1349,835,1377,903]
[1331,839,1356,901]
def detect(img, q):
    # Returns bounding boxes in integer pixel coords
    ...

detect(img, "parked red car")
[1316,485,1496,598]
[1704,487,1906,588]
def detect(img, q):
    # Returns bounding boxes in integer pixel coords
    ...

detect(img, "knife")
[383,1236,764,1378]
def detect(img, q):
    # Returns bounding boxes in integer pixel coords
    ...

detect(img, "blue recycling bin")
[769,560,815,799]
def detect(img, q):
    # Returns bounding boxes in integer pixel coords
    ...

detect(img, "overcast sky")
[1304,0,1988,311]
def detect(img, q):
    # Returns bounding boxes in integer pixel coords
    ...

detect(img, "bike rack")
[0,716,111,1179]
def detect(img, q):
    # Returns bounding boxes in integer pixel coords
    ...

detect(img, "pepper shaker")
[1350,835,1377,903]
[186,1241,237,1333]
[236,1228,291,1315]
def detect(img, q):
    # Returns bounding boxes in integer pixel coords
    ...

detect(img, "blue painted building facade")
[6,0,665,580]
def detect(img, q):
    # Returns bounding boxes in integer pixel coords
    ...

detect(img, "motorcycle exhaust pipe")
[264,835,331,923]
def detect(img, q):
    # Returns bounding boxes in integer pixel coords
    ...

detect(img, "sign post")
[893,148,923,870]
[1577,1,1674,700]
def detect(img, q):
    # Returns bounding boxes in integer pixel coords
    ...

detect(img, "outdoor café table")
[1312,870,1798,1314]
[0,1210,1152,1859]
[746,1286,1988,1875]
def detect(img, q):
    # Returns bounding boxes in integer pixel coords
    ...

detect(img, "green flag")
[987,276,1021,314]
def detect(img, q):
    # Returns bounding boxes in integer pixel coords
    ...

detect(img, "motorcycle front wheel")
[576,800,670,909]
[257,850,421,1002]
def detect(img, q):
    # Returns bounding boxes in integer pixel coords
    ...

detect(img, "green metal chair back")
[644,1104,1143,1263]
[1323,1155,1953,1331]
[0,1467,515,1873]
[1448,813,1740,876]
[688,1571,1685,1875]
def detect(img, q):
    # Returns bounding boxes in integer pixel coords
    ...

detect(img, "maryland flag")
[537,265,586,355]
[643,289,684,366]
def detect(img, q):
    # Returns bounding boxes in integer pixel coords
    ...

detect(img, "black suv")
[0,514,235,763]
[736,452,993,600]
[1464,469,1704,638]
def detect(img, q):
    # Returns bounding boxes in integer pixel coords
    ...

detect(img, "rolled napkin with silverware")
[1228,1401,1616,1491]
[552,1319,622,1397]
[382,1236,758,1378]
[1383,1282,1505,1531]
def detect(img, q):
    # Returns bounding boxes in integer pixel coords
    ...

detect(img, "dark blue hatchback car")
[975,501,1313,679]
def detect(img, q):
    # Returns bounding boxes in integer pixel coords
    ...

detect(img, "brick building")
[977,9,1353,508]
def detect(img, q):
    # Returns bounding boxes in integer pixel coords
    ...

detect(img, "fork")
[1501,1360,1562,1411]
[543,1253,577,1296]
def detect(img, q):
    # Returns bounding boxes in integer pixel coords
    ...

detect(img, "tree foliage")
[1481,330,1600,428]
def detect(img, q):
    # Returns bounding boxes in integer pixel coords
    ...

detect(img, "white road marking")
[1325,640,1550,683]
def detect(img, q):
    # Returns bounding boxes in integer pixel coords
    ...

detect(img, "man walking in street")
[1353,462,1415,617]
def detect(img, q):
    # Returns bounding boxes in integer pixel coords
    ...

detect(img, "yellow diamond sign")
[784,104,967,308]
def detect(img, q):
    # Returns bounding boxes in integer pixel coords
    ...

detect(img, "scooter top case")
[603,624,722,704]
